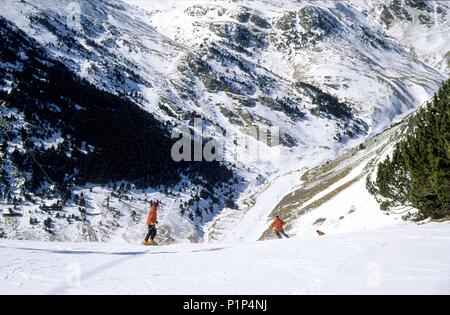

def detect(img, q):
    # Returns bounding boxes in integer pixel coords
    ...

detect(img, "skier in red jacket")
[271,216,290,239]
[143,201,159,245]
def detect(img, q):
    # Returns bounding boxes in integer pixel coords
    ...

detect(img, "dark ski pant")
[275,230,290,239]
[145,224,157,241]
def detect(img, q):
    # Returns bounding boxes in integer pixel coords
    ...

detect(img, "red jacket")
[146,204,158,225]
[271,218,284,232]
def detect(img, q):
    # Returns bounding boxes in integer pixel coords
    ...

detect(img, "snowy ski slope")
[1,223,449,294]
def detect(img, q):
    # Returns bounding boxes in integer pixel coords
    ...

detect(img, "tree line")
[368,79,450,219]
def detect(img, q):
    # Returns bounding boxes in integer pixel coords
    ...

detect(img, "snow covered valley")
[1,0,450,295]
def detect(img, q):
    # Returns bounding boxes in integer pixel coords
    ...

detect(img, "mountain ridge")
[1,0,448,243]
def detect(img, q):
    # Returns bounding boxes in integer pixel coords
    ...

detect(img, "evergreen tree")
[79,192,86,207]
[43,217,52,229]
[370,79,450,219]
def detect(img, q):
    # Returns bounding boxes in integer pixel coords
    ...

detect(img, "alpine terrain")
[0,0,449,295]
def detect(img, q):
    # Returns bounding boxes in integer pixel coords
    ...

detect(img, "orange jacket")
[146,203,158,225]
[271,218,284,232]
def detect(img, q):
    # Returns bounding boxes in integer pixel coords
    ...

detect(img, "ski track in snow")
[1,223,450,294]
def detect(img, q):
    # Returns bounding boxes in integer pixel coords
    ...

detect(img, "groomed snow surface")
[1,223,449,295]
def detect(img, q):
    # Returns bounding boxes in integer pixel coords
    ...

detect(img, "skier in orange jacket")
[271,216,290,239]
[144,201,159,245]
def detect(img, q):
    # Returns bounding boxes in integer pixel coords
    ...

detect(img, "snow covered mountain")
[207,105,414,243]
[351,0,450,75]
[2,0,445,152]
[0,0,448,243]
[127,0,445,133]
[0,16,239,243]
[212,78,448,243]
